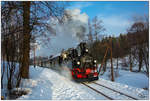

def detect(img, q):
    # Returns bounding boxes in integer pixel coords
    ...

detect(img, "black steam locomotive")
[69,42,99,82]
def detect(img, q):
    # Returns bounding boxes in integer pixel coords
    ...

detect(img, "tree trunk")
[1,55,5,89]
[21,1,31,78]
[116,57,118,69]
[129,50,132,72]
[110,38,114,81]
[138,49,143,72]
[34,46,35,68]
[141,47,149,76]
[104,59,107,72]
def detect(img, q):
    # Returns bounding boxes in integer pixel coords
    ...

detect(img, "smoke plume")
[36,9,89,56]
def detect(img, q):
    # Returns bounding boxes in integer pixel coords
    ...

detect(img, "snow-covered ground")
[6,65,148,100]
[17,66,107,100]
[100,69,149,89]
[99,57,149,89]
[1,60,149,100]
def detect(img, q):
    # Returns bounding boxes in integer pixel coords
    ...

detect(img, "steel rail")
[93,82,138,100]
[82,83,114,100]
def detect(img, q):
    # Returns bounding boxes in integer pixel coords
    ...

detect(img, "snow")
[99,58,149,89]
[1,61,20,99]
[88,82,133,100]
[115,70,149,88]
[95,78,148,100]
[16,66,148,100]
[1,61,149,100]
[17,66,106,100]
[100,69,149,89]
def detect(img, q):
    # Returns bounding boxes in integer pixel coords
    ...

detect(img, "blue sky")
[67,1,149,36]
[35,1,149,57]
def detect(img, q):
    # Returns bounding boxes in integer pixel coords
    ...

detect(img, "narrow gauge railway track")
[82,83,114,100]
[93,82,138,100]
[82,82,139,100]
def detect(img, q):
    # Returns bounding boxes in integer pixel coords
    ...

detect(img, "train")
[36,42,99,82]
[69,42,99,82]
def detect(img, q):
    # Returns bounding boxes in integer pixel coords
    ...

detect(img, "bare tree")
[1,1,23,89]
[1,1,67,90]
[92,16,105,41]
[128,17,149,75]
[87,19,93,43]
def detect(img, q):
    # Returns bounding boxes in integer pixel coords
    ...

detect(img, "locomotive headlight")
[77,61,80,65]
[64,54,67,58]
[94,60,97,63]
[85,49,88,52]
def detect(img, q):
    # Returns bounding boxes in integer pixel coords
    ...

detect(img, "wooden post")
[110,38,114,81]
[34,46,35,68]
[116,40,120,70]
[116,57,118,69]
[129,50,132,72]
[98,47,109,74]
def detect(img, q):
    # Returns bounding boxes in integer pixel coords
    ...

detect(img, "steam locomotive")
[37,42,99,82]
[59,42,99,82]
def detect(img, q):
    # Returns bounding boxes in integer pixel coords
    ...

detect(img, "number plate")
[85,60,91,62]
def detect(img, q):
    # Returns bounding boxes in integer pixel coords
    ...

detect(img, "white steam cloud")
[48,9,89,55]
[54,9,89,40]
[36,9,89,56]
